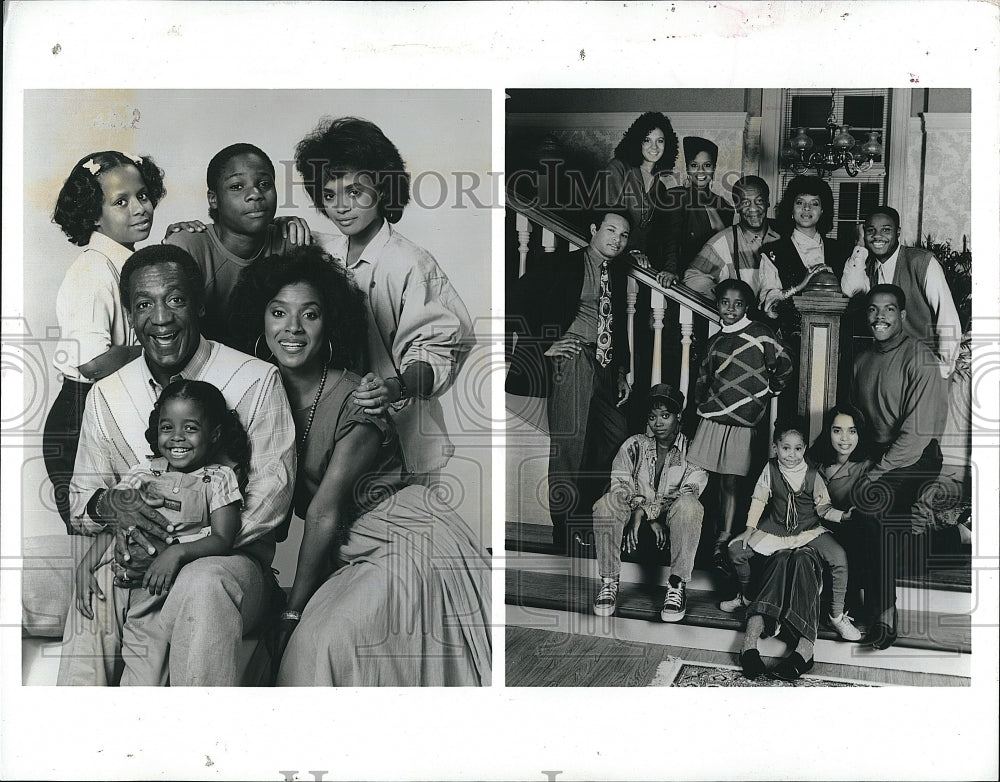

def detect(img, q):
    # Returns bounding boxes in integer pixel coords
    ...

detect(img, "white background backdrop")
[3,2,998,781]
[18,89,494,575]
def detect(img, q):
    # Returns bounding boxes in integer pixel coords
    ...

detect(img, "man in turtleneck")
[850,283,948,648]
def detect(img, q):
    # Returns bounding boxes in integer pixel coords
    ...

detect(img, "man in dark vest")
[506,210,633,550]
[841,206,961,376]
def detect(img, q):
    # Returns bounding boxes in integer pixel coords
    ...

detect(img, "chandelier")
[780,92,884,178]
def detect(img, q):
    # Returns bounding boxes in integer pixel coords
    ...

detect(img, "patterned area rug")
[649,656,881,687]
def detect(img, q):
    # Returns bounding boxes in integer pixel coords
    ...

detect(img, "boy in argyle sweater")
[686,279,794,567]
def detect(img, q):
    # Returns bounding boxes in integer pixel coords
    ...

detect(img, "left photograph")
[16,89,492,686]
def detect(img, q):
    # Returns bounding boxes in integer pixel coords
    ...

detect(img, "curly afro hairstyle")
[229,244,367,372]
[806,402,871,467]
[53,151,165,246]
[776,175,835,236]
[144,379,252,495]
[294,116,410,225]
[613,112,679,174]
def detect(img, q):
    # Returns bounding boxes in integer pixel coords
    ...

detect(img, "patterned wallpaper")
[507,112,749,204]
[921,118,972,248]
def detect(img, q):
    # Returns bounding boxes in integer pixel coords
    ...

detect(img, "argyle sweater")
[693,316,793,427]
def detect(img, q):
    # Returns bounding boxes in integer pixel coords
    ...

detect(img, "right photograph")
[504,87,972,687]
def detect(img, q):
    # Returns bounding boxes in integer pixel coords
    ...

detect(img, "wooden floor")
[506,626,970,687]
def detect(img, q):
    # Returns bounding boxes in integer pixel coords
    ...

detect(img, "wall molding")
[921,112,971,132]
[507,111,750,133]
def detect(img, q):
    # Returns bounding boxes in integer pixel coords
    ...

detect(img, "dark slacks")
[853,440,942,617]
[747,546,824,644]
[546,349,627,536]
[42,378,92,531]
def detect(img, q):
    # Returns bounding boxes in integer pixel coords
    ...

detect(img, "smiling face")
[735,183,768,231]
[717,288,749,326]
[867,291,905,342]
[93,165,154,249]
[792,193,823,232]
[647,404,679,444]
[864,213,901,261]
[322,171,383,245]
[264,281,327,373]
[128,262,204,385]
[641,128,666,167]
[208,152,278,238]
[589,214,630,261]
[830,413,859,462]
[775,430,807,470]
[686,151,716,190]
[156,396,219,472]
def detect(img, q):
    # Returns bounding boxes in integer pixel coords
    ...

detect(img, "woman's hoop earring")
[327,339,335,366]
[254,335,274,361]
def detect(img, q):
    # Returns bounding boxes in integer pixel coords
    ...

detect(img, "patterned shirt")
[684,222,780,298]
[606,433,708,520]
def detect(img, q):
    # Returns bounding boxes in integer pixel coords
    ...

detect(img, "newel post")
[794,271,849,442]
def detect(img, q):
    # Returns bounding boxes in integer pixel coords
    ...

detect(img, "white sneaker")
[829,612,863,642]
[593,578,619,617]
[720,593,750,613]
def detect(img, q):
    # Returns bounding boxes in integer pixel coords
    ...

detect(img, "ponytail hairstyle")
[53,151,165,246]
[144,379,252,494]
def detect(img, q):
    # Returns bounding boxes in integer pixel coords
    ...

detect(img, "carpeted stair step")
[505,568,971,655]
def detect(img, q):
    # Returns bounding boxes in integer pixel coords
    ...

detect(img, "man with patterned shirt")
[506,210,634,551]
[683,176,781,300]
[58,244,296,686]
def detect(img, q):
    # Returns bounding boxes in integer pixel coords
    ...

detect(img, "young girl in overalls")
[722,418,861,644]
[44,151,165,529]
[73,379,251,685]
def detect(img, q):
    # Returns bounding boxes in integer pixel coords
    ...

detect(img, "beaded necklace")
[297,363,328,456]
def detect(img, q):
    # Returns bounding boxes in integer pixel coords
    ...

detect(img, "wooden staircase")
[504,521,972,683]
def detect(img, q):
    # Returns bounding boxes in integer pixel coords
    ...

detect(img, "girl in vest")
[44,151,165,530]
[721,417,861,644]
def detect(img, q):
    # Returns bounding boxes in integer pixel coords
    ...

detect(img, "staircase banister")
[506,187,588,249]
[507,187,721,324]
[627,268,721,323]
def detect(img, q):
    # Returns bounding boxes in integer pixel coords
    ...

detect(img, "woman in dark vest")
[758,176,856,416]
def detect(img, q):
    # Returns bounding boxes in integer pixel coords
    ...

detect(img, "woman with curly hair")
[43,150,166,529]
[603,111,679,266]
[231,246,491,686]
[295,116,474,482]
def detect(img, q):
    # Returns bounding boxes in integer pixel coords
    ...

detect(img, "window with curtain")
[778,88,891,240]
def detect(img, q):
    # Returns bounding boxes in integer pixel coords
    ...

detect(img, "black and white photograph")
[14,89,493,688]
[2,2,997,781]
[504,87,975,688]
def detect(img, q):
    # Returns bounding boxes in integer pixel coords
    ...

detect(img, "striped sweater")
[693,317,793,427]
